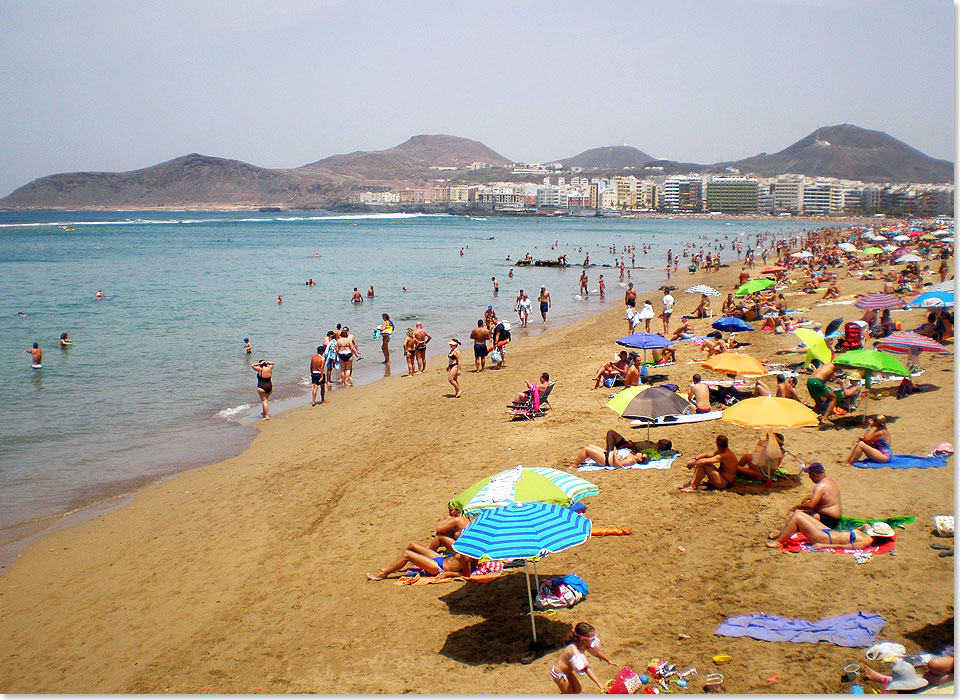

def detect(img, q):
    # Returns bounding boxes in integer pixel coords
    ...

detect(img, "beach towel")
[853,455,948,470]
[591,526,633,537]
[836,516,916,531]
[715,611,886,648]
[777,532,898,555]
[393,571,502,586]
[578,454,679,472]
[735,469,789,484]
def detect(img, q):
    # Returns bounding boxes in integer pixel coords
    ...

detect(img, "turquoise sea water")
[0,211,813,550]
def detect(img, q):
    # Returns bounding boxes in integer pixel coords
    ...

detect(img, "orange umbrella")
[721,397,819,429]
[701,352,766,376]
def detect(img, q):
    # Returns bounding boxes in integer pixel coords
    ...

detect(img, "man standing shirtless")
[413,322,432,374]
[679,435,738,492]
[538,286,551,324]
[310,346,328,406]
[469,320,491,372]
[23,341,42,368]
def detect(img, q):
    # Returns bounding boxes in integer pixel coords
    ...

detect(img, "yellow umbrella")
[721,397,819,429]
[604,385,649,415]
[792,328,832,368]
[701,352,766,376]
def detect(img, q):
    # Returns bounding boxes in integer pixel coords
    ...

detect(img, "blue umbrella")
[906,290,954,309]
[711,316,754,333]
[453,502,592,642]
[616,332,675,364]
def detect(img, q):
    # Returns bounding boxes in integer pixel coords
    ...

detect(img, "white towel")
[578,454,679,472]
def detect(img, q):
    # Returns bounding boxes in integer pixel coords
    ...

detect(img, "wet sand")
[0,250,953,694]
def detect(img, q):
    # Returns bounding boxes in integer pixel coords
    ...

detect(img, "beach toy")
[843,663,861,683]
[712,654,732,665]
[373,329,381,339]
[704,673,723,692]
[639,676,649,685]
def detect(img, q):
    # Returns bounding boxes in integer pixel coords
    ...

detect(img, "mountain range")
[1,125,952,209]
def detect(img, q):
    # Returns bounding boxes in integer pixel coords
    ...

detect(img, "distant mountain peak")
[556,145,656,170]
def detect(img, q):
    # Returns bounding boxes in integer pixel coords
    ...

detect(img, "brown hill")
[717,124,953,183]
[555,145,657,170]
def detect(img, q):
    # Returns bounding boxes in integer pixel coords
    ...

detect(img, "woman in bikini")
[549,622,618,693]
[766,511,895,549]
[447,338,462,398]
[251,360,274,420]
[845,415,892,465]
[402,328,417,377]
[367,543,474,581]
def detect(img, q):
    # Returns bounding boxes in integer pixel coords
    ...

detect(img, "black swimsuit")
[447,352,459,371]
[257,370,272,395]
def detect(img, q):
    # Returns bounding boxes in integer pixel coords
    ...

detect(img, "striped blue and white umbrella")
[453,502,592,642]
[685,284,721,297]
[906,290,954,309]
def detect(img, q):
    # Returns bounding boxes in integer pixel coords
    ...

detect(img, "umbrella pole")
[524,561,537,643]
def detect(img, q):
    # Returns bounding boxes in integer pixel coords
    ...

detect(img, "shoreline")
[0,224,950,694]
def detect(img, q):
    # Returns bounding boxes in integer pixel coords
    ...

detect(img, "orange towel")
[591,526,633,537]
[394,572,502,586]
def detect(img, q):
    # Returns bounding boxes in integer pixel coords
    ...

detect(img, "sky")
[0,0,956,197]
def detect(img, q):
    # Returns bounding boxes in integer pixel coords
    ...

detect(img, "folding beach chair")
[506,381,555,420]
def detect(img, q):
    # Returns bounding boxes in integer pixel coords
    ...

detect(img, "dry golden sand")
[0,258,953,694]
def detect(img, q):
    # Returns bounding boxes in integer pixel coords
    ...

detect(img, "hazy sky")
[1,0,955,196]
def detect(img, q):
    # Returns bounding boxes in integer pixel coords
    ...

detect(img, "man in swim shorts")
[310,345,327,406]
[413,322,432,374]
[23,341,42,368]
[679,435,738,492]
[624,282,637,308]
[323,331,338,387]
[687,374,712,413]
[469,320,491,372]
[538,286,551,323]
[787,462,842,527]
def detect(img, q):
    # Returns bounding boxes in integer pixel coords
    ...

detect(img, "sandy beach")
[0,242,953,694]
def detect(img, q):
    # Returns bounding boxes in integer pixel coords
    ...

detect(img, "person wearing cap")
[863,656,953,692]
[766,514,894,549]
[446,339,462,398]
[483,305,496,331]
[785,462,842,527]
[592,351,630,390]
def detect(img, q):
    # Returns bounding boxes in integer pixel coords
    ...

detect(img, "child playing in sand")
[549,622,618,693]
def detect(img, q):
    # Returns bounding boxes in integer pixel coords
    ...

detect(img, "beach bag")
[751,432,783,475]
[534,580,583,609]
[490,348,502,363]
[474,560,504,575]
[607,667,643,694]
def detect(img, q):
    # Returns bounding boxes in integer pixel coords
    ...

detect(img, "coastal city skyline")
[0,1,954,198]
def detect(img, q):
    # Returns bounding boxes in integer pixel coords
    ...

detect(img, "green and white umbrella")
[450,465,598,516]
[735,278,776,296]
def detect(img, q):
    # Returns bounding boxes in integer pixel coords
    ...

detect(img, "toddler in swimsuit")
[549,622,618,693]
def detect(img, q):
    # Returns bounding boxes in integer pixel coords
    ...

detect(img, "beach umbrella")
[895,254,922,263]
[792,328,832,367]
[906,290,954,309]
[919,234,937,241]
[928,281,956,293]
[875,331,949,355]
[735,279,776,296]
[861,247,884,256]
[685,284,720,297]
[838,242,857,252]
[824,317,845,339]
[721,397,819,429]
[790,250,814,258]
[854,293,906,310]
[942,237,954,243]
[834,349,911,424]
[616,332,674,363]
[933,229,953,237]
[893,235,911,242]
[882,245,898,253]
[609,385,693,439]
[450,465,598,516]
[604,385,649,415]
[701,352,766,376]
[453,502,592,642]
[711,316,754,333]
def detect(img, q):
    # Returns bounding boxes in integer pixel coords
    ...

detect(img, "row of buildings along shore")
[356,171,954,216]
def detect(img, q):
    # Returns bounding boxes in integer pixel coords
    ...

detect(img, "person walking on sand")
[252,359,274,419]
[310,346,328,406]
[624,282,637,308]
[336,330,357,386]
[637,299,655,332]
[549,622,618,694]
[661,289,675,334]
[538,286,552,323]
[23,341,42,368]
[376,313,394,364]
[469,320,491,372]
[413,322,432,374]
[446,339,462,398]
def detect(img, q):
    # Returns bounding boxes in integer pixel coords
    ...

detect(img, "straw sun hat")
[864,522,895,538]
[885,660,928,691]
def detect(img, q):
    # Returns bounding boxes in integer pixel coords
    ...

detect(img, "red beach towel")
[778,532,897,555]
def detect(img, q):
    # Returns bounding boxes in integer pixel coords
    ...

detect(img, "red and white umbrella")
[875,331,950,355]
[853,293,906,310]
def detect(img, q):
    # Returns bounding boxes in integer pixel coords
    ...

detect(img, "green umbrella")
[861,247,884,255]
[735,278,776,296]
[792,328,831,368]
[833,349,911,424]
[450,465,598,515]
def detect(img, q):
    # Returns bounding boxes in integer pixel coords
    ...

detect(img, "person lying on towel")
[766,512,894,550]
[573,430,672,468]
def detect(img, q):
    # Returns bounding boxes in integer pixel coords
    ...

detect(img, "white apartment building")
[773,174,804,213]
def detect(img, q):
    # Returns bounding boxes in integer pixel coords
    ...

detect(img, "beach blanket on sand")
[778,532,897,555]
[394,571,502,586]
[836,516,915,531]
[715,611,886,648]
[854,455,948,470]
[578,454,679,472]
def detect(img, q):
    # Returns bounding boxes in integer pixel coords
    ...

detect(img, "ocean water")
[0,211,813,550]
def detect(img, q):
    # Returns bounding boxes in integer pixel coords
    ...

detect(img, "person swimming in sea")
[59,332,72,347]
[23,342,42,369]
[351,288,364,303]
[243,338,252,354]
[95,289,104,300]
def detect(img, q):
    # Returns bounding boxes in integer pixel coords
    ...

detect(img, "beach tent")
[453,502,592,643]
[449,466,598,516]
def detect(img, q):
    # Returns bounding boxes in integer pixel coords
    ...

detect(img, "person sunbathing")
[574,439,650,468]
[623,354,642,387]
[651,346,676,364]
[515,372,550,403]
[367,544,475,581]
[427,506,473,553]
[604,430,672,455]
[736,432,786,481]
[845,415,892,464]
[670,316,695,341]
[592,351,630,389]
[702,333,727,358]
[679,434,738,492]
[766,511,894,549]
[693,294,710,318]
[862,656,954,690]
[784,462,842,525]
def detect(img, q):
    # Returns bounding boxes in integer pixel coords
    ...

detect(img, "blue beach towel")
[854,454,948,470]
[715,611,886,648]
[578,454,679,472]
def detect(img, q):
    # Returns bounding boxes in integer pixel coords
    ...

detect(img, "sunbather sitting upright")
[427,506,473,553]
[702,333,727,358]
[766,512,893,549]
[786,462,842,526]
[592,351,630,389]
[845,415,892,464]
[687,373,712,414]
[679,435,738,492]
[670,316,695,341]
[652,346,675,363]
[736,432,785,481]
[515,372,550,403]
